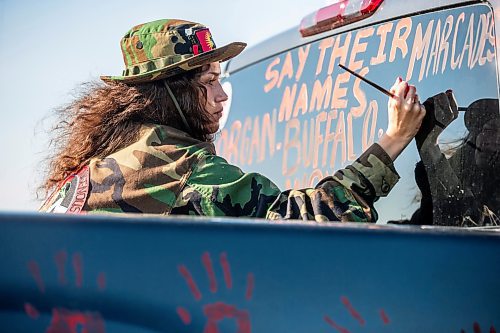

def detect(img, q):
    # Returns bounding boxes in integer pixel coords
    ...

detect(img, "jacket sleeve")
[171,143,400,222]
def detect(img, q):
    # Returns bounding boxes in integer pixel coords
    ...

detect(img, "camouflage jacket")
[40,124,400,222]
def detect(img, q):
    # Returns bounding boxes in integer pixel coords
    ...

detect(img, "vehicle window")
[216,4,499,225]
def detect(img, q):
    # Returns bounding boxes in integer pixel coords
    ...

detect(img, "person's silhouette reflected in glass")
[410,95,499,226]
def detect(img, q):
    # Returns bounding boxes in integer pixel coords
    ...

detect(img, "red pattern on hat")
[195,29,215,54]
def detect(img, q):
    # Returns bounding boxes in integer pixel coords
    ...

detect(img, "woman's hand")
[386,77,426,141]
[378,77,426,161]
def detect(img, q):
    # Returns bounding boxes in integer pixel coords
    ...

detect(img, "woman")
[40,19,426,222]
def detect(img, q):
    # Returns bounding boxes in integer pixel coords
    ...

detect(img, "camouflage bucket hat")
[101,19,246,84]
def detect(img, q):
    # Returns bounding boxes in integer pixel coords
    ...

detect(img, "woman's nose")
[215,83,228,103]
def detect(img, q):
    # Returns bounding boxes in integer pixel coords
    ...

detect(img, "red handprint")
[24,250,107,333]
[177,252,254,333]
[324,296,390,333]
[460,322,497,333]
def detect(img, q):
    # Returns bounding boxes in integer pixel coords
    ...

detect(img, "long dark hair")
[41,67,212,194]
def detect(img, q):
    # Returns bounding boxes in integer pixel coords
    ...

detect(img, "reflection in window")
[410,98,499,227]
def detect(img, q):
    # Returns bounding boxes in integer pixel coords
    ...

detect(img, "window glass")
[216,4,499,225]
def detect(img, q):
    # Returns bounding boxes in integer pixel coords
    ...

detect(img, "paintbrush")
[338,63,468,112]
[338,63,396,98]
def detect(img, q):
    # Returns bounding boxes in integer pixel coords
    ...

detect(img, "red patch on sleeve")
[67,166,90,214]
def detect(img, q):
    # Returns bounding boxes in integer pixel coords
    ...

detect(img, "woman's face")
[475,118,500,169]
[198,62,228,133]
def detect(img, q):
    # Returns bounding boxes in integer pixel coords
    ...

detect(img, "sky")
[0,0,332,211]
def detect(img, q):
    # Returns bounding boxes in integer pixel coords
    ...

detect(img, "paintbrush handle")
[338,64,396,98]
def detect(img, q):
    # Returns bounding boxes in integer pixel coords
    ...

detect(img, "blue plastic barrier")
[0,212,499,332]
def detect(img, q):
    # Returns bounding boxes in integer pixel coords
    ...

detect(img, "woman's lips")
[214,110,223,120]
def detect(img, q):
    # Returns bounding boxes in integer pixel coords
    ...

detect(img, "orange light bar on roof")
[300,0,384,37]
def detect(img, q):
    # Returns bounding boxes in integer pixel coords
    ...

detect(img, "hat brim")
[101,42,246,84]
